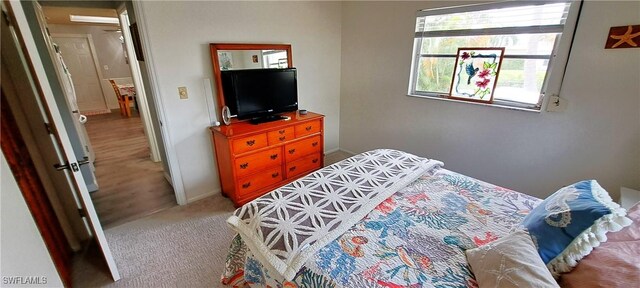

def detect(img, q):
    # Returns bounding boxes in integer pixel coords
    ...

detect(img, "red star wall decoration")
[605,25,640,49]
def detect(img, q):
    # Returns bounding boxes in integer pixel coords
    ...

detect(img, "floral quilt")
[221,167,540,287]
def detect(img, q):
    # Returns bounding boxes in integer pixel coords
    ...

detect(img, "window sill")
[407,94,542,113]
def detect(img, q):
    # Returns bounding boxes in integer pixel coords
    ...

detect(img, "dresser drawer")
[232,133,268,154]
[295,120,321,138]
[236,166,283,197]
[267,127,294,145]
[234,147,282,179]
[286,153,322,179]
[284,135,321,161]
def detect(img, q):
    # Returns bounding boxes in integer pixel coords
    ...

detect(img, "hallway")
[85,111,175,228]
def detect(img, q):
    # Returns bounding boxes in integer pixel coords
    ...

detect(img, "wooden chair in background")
[109,79,131,117]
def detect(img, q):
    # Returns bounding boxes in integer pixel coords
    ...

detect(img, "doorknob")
[79,115,87,124]
[54,157,90,172]
[78,157,90,165]
[54,162,79,172]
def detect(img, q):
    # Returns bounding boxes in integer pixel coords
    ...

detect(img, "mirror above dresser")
[209,43,293,117]
[217,49,290,70]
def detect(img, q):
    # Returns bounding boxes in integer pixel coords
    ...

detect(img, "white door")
[32,8,99,192]
[8,1,121,281]
[50,40,99,191]
[52,35,109,113]
[54,43,97,161]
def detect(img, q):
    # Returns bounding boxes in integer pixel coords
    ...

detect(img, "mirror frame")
[209,43,293,114]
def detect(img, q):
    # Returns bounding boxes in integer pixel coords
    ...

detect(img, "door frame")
[51,33,111,114]
[12,1,188,208]
[116,5,161,163]
[128,1,187,204]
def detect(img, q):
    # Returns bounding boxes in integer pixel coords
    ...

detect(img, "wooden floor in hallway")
[85,111,176,229]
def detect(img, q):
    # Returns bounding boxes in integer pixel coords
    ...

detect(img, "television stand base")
[249,115,286,125]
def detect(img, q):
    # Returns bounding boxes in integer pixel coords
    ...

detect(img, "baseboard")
[325,147,340,154]
[326,147,357,156]
[164,172,173,187]
[82,109,111,116]
[337,148,358,156]
[187,189,221,204]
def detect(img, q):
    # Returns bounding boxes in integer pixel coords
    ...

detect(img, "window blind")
[415,2,571,38]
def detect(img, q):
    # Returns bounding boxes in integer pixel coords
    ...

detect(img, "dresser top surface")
[210,111,324,137]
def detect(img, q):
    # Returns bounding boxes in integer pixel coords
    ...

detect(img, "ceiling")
[42,6,119,26]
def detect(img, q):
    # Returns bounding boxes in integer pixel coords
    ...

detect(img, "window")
[408,1,581,109]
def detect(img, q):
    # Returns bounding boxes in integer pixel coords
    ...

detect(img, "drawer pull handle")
[312,158,319,164]
[271,172,279,178]
[312,142,318,147]
[246,140,256,146]
[279,136,286,141]
[305,126,312,131]
[289,166,297,172]
[278,130,285,134]
[270,154,278,160]
[242,182,251,189]
[288,149,296,154]
[239,163,249,169]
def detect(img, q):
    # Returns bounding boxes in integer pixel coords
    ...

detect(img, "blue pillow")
[522,180,631,275]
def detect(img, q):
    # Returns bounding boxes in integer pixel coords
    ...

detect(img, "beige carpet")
[73,151,353,287]
[73,194,236,287]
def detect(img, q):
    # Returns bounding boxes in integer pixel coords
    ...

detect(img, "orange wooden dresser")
[210,111,324,206]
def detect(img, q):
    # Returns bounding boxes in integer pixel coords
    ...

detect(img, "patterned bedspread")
[221,167,540,287]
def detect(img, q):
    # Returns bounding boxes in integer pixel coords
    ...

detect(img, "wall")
[0,154,63,287]
[340,1,640,199]
[139,1,342,201]
[48,24,132,109]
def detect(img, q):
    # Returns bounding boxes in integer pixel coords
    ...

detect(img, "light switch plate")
[546,95,567,112]
[178,86,188,99]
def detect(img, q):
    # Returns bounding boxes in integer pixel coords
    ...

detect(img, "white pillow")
[465,230,559,288]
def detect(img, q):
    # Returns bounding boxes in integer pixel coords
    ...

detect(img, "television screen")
[221,68,298,120]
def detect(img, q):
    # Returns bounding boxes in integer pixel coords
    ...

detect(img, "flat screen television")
[221,68,298,123]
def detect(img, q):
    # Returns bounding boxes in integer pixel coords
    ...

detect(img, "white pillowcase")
[465,230,559,288]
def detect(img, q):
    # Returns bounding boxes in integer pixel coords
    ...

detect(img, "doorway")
[39,4,177,228]
[5,0,184,283]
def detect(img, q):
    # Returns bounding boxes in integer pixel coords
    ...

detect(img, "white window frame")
[407,0,582,111]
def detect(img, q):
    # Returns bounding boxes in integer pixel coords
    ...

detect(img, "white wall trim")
[118,10,162,163]
[116,2,127,14]
[186,189,221,204]
[132,0,187,205]
[164,171,173,186]
[325,147,340,154]
[338,148,359,156]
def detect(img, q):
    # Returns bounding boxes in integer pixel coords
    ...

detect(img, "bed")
[221,149,541,287]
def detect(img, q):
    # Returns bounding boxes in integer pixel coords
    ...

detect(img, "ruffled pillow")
[521,180,631,275]
[559,202,640,287]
